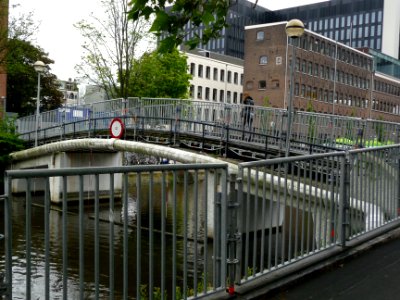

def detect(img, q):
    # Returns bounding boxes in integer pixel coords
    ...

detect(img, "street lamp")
[285,19,304,157]
[34,60,48,147]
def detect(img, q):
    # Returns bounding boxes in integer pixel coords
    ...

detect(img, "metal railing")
[235,144,400,285]
[2,145,400,299]
[2,163,229,300]
[16,98,400,152]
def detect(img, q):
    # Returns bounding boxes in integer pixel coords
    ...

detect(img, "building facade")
[274,0,400,60]
[185,49,244,104]
[168,0,400,63]
[165,1,273,59]
[243,22,400,122]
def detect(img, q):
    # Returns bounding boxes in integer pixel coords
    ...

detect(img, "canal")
[1,171,217,299]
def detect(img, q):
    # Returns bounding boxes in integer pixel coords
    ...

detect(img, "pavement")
[260,228,400,300]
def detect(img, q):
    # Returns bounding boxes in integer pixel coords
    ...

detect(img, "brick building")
[0,0,8,119]
[243,22,400,122]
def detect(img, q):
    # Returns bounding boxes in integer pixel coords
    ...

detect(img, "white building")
[184,49,244,103]
[57,79,80,106]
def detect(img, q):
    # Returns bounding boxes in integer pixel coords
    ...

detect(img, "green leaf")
[150,10,171,32]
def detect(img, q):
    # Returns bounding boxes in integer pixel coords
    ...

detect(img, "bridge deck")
[266,227,400,300]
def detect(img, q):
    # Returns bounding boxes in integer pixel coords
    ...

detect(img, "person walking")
[242,94,254,140]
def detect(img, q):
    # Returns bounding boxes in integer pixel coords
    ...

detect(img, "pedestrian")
[242,94,254,140]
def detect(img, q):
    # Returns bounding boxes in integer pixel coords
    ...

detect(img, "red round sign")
[109,118,125,139]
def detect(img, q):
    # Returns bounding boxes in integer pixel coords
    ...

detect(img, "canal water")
[0,172,215,299]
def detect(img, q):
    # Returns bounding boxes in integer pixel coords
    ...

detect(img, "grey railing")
[16,98,400,152]
[234,144,400,288]
[2,145,400,299]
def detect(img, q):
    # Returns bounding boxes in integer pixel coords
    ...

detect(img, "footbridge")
[15,97,400,159]
[2,138,400,299]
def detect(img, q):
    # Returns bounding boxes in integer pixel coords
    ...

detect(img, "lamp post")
[34,60,48,147]
[285,19,304,157]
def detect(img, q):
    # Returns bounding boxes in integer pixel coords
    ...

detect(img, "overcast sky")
[9,0,328,80]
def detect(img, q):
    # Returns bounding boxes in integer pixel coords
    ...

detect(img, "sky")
[9,0,328,81]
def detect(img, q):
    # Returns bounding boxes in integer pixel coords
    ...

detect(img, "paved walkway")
[266,230,400,300]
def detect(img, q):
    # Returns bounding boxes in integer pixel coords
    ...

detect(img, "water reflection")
[0,171,217,299]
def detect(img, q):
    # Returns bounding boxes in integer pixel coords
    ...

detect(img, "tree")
[2,4,63,116]
[6,38,63,115]
[0,115,25,194]
[128,0,259,53]
[75,0,152,99]
[129,49,191,98]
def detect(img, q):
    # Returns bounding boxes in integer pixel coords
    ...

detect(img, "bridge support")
[10,151,124,204]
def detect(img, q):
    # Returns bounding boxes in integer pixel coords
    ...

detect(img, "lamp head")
[286,19,305,38]
[34,61,49,74]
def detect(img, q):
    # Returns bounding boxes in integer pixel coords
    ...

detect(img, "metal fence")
[16,98,400,151]
[1,163,229,300]
[1,145,400,299]
[235,144,400,285]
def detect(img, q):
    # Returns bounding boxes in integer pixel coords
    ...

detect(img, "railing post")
[339,154,351,247]
[398,157,400,217]
[3,175,12,299]
[226,173,240,295]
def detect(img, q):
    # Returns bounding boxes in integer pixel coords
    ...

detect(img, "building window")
[197,86,203,99]
[234,72,238,84]
[233,92,238,103]
[220,70,225,82]
[190,85,194,98]
[301,84,306,97]
[190,63,195,76]
[301,60,306,73]
[258,80,267,89]
[308,61,313,75]
[213,68,218,80]
[205,87,210,100]
[227,71,232,83]
[305,86,311,99]
[212,88,217,101]
[227,91,231,103]
[295,58,300,71]
[259,55,268,65]
[246,81,254,90]
[295,83,299,96]
[198,64,203,77]
[219,90,224,102]
[206,66,210,79]
[272,80,280,88]
[256,31,264,41]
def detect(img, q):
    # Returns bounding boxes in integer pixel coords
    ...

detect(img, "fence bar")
[149,172,154,300]
[136,173,142,300]
[25,178,32,300]
[94,174,100,298]
[62,176,68,300]
[109,174,115,300]
[79,175,85,300]
[44,178,50,300]
[123,172,129,300]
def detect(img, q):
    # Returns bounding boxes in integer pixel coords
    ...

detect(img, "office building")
[243,22,400,122]
[165,1,273,59]
[274,0,400,60]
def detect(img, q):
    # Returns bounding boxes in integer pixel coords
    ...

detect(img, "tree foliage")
[0,115,25,194]
[6,38,63,115]
[3,4,63,116]
[75,0,152,99]
[129,49,191,98]
[128,0,241,53]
